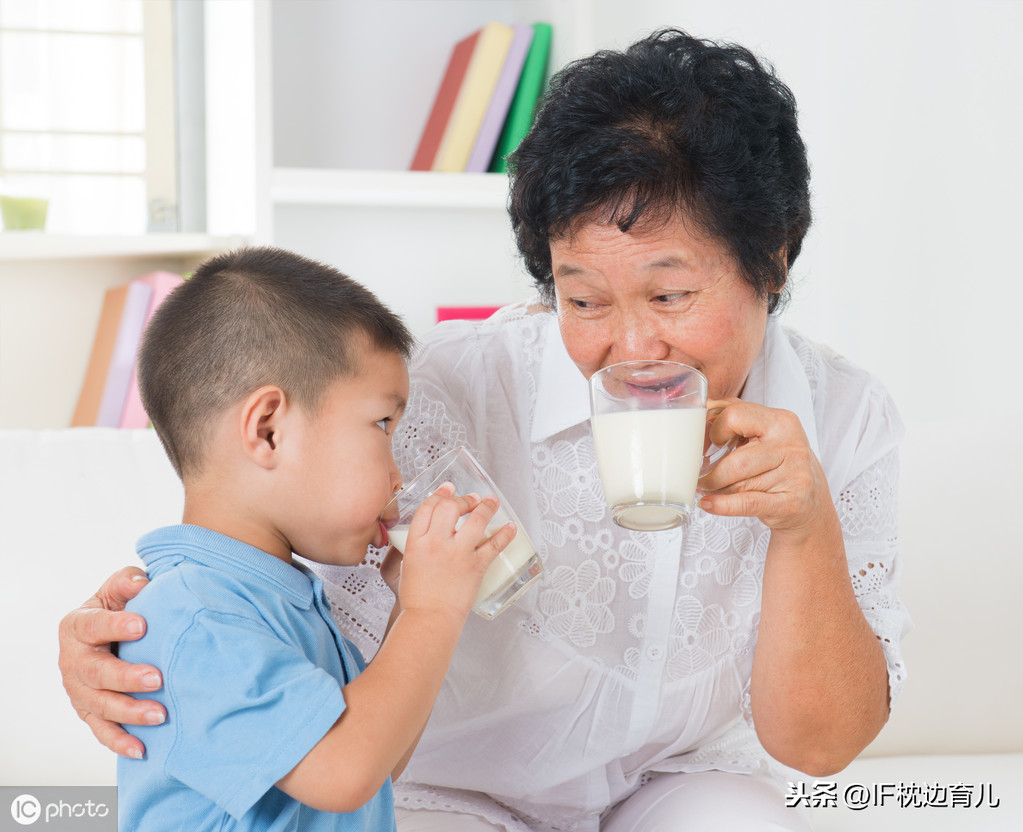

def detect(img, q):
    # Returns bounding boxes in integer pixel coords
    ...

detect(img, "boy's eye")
[375,418,391,432]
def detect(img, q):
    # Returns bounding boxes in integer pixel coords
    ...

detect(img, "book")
[433,22,516,172]
[71,283,136,427]
[410,28,481,171]
[490,22,553,173]
[119,271,185,428]
[465,24,534,173]
[436,305,501,323]
[95,279,153,427]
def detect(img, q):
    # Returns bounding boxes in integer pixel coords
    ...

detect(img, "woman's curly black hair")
[508,28,811,313]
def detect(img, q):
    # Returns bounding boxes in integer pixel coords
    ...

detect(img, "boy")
[117,246,514,831]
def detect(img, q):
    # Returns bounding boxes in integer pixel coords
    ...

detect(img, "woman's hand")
[696,397,889,775]
[697,398,831,538]
[57,567,166,759]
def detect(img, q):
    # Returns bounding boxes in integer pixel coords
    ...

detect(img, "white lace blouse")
[310,301,911,832]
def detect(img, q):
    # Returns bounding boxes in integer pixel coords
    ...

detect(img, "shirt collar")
[531,313,820,457]
[137,524,316,609]
[741,316,821,458]
[531,312,591,443]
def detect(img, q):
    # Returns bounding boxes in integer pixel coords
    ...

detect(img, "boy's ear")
[240,385,288,469]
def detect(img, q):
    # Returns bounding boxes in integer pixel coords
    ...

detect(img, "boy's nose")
[389,458,403,495]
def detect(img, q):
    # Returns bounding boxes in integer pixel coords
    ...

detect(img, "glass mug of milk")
[382,447,543,619]
[590,360,734,532]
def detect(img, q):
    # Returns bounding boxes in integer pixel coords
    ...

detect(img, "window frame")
[0,0,178,233]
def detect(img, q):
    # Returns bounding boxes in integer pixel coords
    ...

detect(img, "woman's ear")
[774,245,789,292]
[240,385,287,469]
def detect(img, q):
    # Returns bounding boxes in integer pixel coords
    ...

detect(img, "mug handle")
[700,406,741,478]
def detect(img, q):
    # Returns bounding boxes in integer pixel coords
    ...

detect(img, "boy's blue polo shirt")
[117,525,396,832]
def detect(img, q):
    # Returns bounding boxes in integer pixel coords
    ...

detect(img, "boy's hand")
[57,566,166,759]
[398,483,516,624]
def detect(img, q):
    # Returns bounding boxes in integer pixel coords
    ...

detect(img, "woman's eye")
[569,298,599,310]
[653,292,691,304]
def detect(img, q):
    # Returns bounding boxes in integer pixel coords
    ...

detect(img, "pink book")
[436,306,501,322]
[96,280,153,427]
[118,271,185,428]
[465,24,534,173]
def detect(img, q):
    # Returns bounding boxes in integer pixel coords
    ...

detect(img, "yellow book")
[432,22,515,172]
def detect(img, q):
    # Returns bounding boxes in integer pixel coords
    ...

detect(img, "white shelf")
[0,233,248,263]
[270,168,511,210]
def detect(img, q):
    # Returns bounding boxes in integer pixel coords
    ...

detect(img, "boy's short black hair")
[138,246,414,478]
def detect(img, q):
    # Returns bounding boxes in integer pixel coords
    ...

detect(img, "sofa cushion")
[0,428,182,786]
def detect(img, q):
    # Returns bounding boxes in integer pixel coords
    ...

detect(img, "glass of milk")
[382,447,543,619]
[589,361,733,532]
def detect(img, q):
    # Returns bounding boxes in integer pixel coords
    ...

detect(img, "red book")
[410,29,481,171]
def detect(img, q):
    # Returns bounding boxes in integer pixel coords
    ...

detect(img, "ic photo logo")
[10,794,41,825]
[5,789,114,829]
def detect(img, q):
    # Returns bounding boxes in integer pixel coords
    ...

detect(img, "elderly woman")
[59,29,908,832]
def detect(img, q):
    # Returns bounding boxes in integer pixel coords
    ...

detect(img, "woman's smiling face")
[551,215,776,400]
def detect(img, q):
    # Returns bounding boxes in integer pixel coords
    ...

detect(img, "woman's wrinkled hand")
[697,398,833,540]
[57,566,166,759]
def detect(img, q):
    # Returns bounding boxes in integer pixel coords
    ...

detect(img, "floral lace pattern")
[396,391,473,473]
[310,307,909,831]
[838,451,909,700]
[538,561,617,647]
[395,783,534,832]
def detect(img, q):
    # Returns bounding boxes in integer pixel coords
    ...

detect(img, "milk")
[591,407,707,529]
[387,523,537,609]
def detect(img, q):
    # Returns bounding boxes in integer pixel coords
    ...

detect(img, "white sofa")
[1,424,1020,831]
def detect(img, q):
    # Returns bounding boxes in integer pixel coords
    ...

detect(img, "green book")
[489,22,553,173]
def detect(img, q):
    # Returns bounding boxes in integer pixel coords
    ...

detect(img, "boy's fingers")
[456,495,500,541]
[408,482,459,536]
[409,488,483,538]
[475,521,517,565]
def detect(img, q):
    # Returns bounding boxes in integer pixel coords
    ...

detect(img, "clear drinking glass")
[382,447,543,619]
[589,360,734,532]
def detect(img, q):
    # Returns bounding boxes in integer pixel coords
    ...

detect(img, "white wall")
[273,201,535,335]
[271,0,1021,424]
[584,0,1023,426]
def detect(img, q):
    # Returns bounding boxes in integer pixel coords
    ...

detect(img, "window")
[0,0,176,234]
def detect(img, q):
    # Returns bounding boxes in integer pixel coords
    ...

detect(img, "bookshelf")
[270,169,510,210]
[259,0,595,337]
[0,234,245,263]
[0,235,243,429]
[1,0,594,430]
